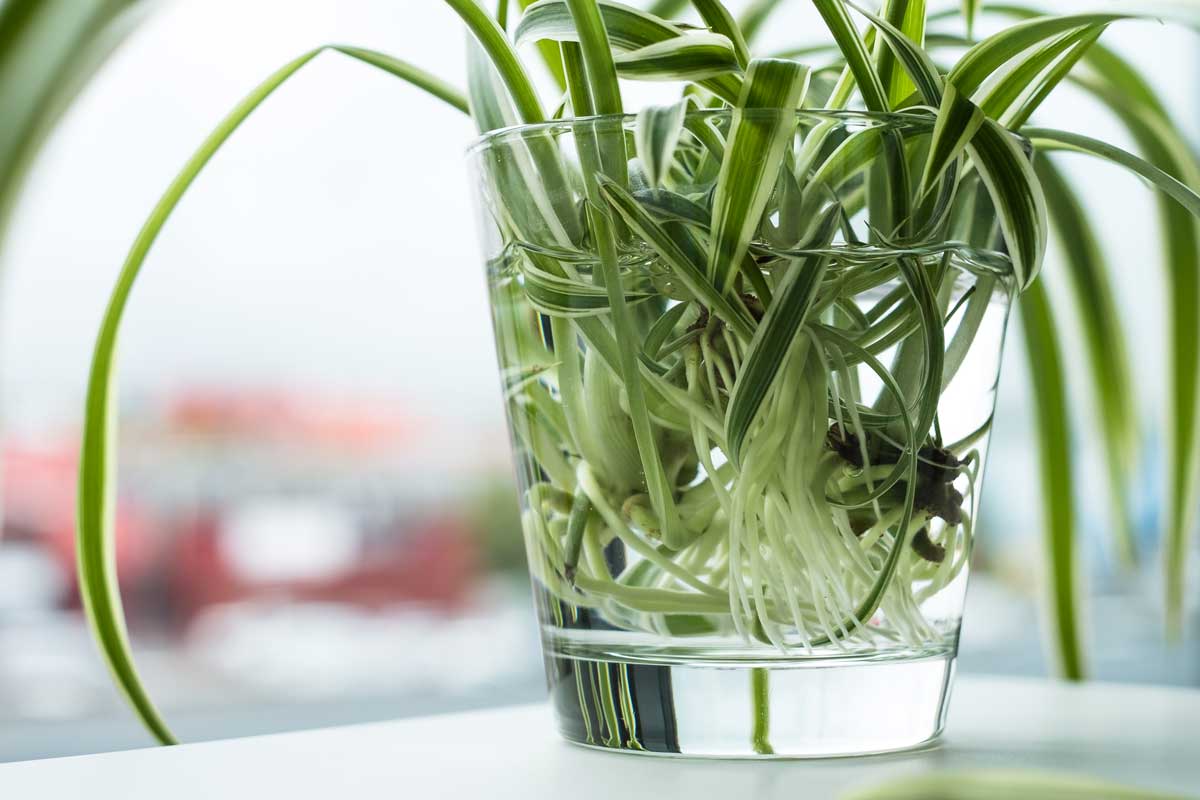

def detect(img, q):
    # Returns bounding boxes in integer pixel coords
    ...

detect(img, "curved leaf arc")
[77,45,470,746]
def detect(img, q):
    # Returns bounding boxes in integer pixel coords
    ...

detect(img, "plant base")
[546,651,955,758]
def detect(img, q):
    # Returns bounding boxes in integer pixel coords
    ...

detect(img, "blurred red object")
[168,388,417,452]
[2,439,157,608]
[166,512,479,626]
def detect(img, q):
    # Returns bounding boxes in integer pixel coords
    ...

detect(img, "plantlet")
[69,0,1200,755]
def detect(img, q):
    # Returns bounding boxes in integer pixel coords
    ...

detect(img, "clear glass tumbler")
[469,110,1014,757]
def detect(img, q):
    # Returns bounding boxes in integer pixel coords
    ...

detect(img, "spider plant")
[0,0,149,284]
[68,0,1200,752]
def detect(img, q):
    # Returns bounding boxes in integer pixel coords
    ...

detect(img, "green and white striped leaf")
[598,176,756,338]
[517,0,680,51]
[564,0,623,115]
[726,207,840,463]
[920,82,983,196]
[446,0,544,122]
[614,31,742,82]
[707,58,811,293]
[978,24,1107,124]
[846,0,941,105]
[1024,127,1200,219]
[515,0,567,91]
[635,99,687,188]
[872,0,928,108]
[948,13,1130,99]
[520,258,653,316]
[813,0,888,111]
[1005,25,1106,130]
[466,36,518,133]
[966,118,1047,290]
[632,186,711,226]
[518,0,742,101]
[689,0,750,67]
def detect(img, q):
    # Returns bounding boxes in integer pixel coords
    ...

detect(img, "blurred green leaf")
[842,770,1188,799]
[1019,280,1084,680]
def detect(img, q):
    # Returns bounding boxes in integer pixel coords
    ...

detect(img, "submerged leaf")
[635,99,688,188]
[726,208,840,463]
[598,176,755,338]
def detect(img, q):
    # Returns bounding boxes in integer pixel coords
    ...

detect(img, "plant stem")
[751,667,774,755]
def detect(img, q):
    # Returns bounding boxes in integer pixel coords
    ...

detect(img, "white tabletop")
[1,676,1196,798]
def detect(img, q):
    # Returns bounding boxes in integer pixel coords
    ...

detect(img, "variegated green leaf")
[948,13,1130,98]
[1005,25,1106,130]
[517,0,679,51]
[920,82,983,196]
[725,207,840,463]
[446,0,544,122]
[519,257,653,317]
[564,0,622,115]
[515,0,566,91]
[846,0,941,105]
[1024,127,1200,219]
[708,58,811,293]
[979,24,1107,125]
[635,99,687,188]
[874,0,927,108]
[633,186,711,226]
[598,176,756,338]
[812,0,888,111]
[466,36,518,132]
[689,0,750,67]
[967,118,1047,290]
[614,31,742,82]
[518,0,742,101]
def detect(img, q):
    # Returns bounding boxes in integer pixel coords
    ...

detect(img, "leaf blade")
[635,99,688,188]
[725,208,840,463]
[707,58,811,293]
[966,118,1047,290]
[77,44,470,746]
[1019,280,1085,680]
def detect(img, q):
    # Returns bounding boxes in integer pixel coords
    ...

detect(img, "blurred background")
[0,0,1197,762]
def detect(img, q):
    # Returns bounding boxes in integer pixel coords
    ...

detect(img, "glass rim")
[466,107,1020,155]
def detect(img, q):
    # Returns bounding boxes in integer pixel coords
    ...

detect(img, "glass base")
[546,651,955,758]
